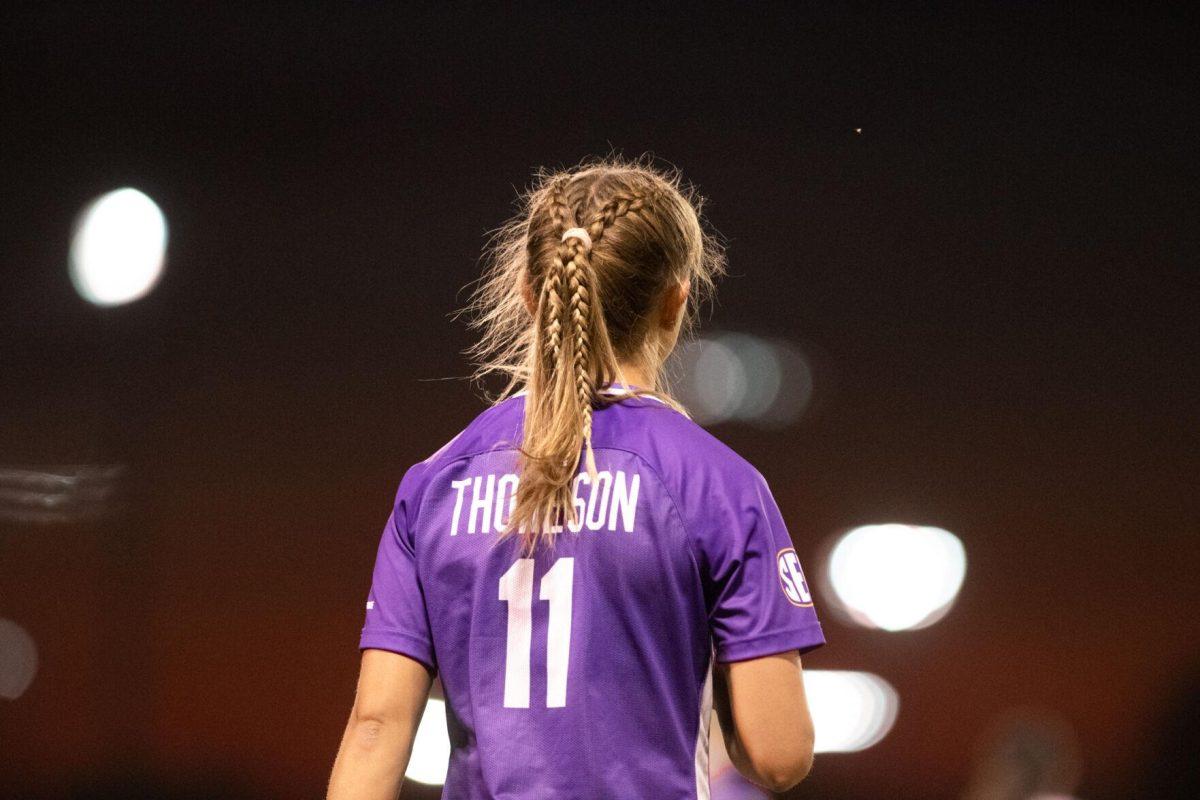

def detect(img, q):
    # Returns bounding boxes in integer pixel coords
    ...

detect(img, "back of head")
[466,155,725,551]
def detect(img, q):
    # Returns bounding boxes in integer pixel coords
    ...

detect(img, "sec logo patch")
[777,548,813,607]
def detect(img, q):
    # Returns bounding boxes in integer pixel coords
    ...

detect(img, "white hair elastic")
[561,227,592,250]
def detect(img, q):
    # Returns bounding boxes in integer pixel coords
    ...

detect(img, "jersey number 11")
[499,558,574,709]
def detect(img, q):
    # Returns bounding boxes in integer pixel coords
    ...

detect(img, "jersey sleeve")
[359,467,437,671]
[690,466,825,663]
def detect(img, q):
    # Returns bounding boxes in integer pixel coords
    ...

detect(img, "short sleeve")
[690,468,825,663]
[358,472,437,671]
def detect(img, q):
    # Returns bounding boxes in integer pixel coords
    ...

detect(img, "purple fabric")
[711,767,770,800]
[360,394,824,799]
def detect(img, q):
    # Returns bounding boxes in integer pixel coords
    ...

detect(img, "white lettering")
[450,478,471,535]
[779,561,798,600]
[585,471,612,530]
[787,556,812,604]
[450,470,642,537]
[777,550,813,605]
[609,471,640,533]
[469,474,496,534]
[568,473,589,533]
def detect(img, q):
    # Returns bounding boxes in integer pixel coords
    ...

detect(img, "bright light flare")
[827,524,967,631]
[406,697,451,785]
[804,670,898,753]
[0,619,38,700]
[69,187,167,306]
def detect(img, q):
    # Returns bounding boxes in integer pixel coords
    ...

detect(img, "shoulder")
[392,394,526,515]
[595,398,768,502]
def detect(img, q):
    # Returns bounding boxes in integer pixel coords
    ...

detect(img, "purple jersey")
[360,392,825,799]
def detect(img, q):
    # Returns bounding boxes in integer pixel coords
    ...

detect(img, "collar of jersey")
[597,383,667,404]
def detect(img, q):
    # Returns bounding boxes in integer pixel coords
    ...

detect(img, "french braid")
[540,178,573,366]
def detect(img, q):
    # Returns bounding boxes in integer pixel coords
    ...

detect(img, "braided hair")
[465,156,726,551]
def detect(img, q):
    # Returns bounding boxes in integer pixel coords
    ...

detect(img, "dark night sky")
[1,5,1196,799]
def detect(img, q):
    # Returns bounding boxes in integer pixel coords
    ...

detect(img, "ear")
[658,279,690,330]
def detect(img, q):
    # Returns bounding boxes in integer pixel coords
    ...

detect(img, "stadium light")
[804,670,898,753]
[826,524,967,631]
[69,187,167,306]
[406,697,451,785]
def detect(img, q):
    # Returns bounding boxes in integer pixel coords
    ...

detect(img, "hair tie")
[561,227,592,251]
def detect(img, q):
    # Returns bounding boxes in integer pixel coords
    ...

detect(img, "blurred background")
[1,4,1196,799]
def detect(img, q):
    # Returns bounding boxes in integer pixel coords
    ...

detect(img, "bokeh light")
[690,337,747,424]
[804,670,899,753]
[825,524,967,631]
[69,187,167,306]
[406,697,451,785]
[673,333,813,427]
[0,619,38,700]
[0,464,126,524]
[964,708,1083,800]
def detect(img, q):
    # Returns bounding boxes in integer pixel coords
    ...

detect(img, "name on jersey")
[448,470,641,536]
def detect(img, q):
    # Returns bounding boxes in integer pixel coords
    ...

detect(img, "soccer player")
[328,157,825,799]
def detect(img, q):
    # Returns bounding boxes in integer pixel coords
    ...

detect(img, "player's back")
[360,392,824,799]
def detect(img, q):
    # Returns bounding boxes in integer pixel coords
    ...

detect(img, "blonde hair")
[465,155,725,551]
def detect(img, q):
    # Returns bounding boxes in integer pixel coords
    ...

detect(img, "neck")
[614,360,654,391]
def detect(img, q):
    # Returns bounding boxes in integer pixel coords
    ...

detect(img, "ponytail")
[509,182,612,548]
[465,157,726,552]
